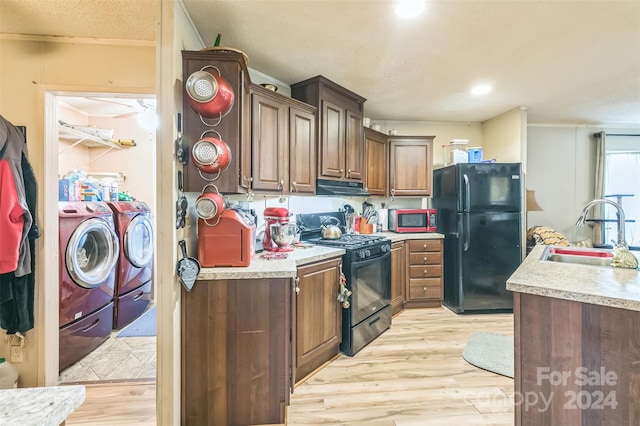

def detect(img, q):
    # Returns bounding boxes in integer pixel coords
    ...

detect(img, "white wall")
[0,35,154,388]
[482,107,527,163]
[526,126,597,242]
[154,1,206,424]
[90,115,156,211]
[58,105,90,174]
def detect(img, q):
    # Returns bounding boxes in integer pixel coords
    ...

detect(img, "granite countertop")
[378,231,444,242]
[197,245,346,280]
[0,385,85,425]
[507,245,640,311]
[196,232,444,281]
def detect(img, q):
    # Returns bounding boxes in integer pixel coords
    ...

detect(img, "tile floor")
[59,333,156,383]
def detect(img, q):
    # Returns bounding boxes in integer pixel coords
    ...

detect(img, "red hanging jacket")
[0,159,24,273]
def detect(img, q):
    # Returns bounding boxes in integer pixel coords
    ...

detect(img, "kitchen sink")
[540,246,614,267]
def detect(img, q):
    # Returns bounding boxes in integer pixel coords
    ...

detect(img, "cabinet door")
[389,137,434,196]
[181,278,290,425]
[251,92,288,192]
[319,100,345,178]
[364,128,388,195]
[295,258,342,382]
[289,106,316,194]
[344,109,363,181]
[390,241,406,316]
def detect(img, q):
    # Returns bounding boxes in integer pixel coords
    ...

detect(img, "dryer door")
[124,215,154,268]
[66,218,119,289]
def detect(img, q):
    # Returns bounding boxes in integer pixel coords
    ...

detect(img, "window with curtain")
[604,137,640,248]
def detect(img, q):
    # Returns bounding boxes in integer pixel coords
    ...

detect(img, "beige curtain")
[593,131,607,240]
[594,131,607,200]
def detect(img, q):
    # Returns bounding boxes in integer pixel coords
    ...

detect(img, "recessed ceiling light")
[395,0,426,19]
[471,85,492,96]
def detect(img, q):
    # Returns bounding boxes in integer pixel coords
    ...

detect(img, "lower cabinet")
[390,241,406,315]
[181,278,291,426]
[405,239,443,309]
[294,257,342,383]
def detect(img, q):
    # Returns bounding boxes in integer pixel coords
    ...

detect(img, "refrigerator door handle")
[463,213,470,251]
[463,174,470,212]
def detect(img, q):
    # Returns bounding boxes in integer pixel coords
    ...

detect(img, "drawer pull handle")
[424,256,427,261]
[423,287,427,291]
[424,270,427,274]
[81,318,100,333]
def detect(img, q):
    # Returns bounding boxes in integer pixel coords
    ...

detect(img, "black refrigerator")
[432,163,522,313]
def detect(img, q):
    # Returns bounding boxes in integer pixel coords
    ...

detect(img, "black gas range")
[297,212,392,356]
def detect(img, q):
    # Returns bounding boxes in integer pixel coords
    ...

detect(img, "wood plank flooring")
[65,307,514,425]
[287,307,514,425]
[65,381,156,425]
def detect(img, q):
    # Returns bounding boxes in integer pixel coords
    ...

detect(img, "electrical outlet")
[9,346,23,363]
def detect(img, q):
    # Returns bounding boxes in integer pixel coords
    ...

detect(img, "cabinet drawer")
[409,264,442,278]
[408,240,441,253]
[409,278,442,300]
[409,252,442,265]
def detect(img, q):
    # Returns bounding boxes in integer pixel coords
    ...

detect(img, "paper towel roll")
[378,208,388,231]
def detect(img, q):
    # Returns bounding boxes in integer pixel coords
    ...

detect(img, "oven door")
[348,251,391,326]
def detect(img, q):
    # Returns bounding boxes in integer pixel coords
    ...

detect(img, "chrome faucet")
[575,199,627,247]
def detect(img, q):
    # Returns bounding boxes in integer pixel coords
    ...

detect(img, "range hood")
[315,179,370,197]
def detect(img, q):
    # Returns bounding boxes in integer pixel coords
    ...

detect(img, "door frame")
[42,87,155,385]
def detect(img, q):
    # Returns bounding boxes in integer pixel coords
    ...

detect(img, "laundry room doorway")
[47,91,158,384]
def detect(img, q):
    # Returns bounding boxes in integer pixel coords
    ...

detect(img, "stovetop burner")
[307,234,387,249]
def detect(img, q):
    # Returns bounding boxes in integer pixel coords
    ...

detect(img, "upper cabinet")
[181,50,252,194]
[389,136,435,197]
[363,128,388,196]
[250,84,316,195]
[291,76,366,183]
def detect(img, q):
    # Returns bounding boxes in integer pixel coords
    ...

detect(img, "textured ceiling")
[0,0,156,41]
[182,0,640,125]
[2,0,639,125]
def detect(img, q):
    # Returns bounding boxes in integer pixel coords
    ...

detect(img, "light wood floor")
[65,307,514,425]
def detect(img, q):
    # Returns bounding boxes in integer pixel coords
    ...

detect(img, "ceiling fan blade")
[86,96,135,108]
[114,111,140,119]
[137,99,155,110]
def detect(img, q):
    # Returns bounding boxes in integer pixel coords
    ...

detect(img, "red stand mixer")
[263,207,297,252]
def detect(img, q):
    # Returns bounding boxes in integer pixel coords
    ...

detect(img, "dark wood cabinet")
[364,128,388,196]
[389,136,435,197]
[288,105,316,194]
[181,278,292,426]
[251,89,288,192]
[250,84,316,195]
[390,241,406,316]
[405,239,443,309]
[181,50,252,194]
[514,293,640,426]
[294,257,342,383]
[291,75,366,182]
